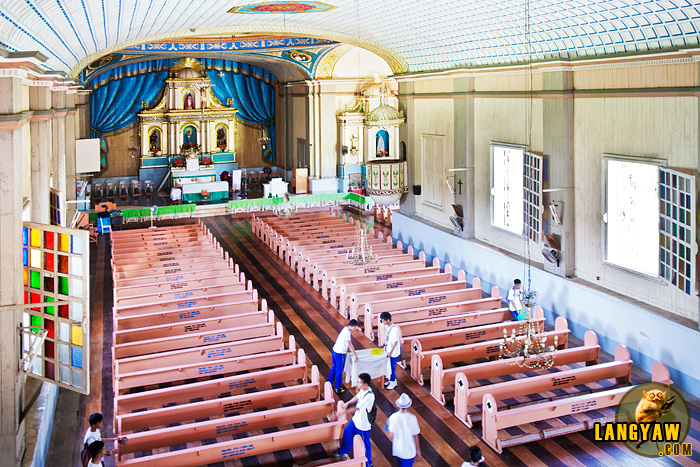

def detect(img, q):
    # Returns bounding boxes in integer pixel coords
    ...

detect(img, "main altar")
[138,58,237,201]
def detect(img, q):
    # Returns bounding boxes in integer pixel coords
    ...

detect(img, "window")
[491,143,542,243]
[603,156,696,295]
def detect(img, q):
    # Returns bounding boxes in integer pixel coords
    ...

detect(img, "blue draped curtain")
[89,60,170,138]
[88,58,277,163]
[204,59,277,163]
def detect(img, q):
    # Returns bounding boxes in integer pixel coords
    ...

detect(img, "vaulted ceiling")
[2,0,699,78]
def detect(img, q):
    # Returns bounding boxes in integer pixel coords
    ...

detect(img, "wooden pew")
[112,247,223,272]
[114,282,249,310]
[114,294,260,328]
[253,211,344,237]
[117,356,316,432]
[366,286,502,341]
[481,362,673,453]
[277,231,381,260]
[453,343,634,428]
[431,326,590,403]
[297,241,400,276]
[111,232,207,249]
[115,330,287,374]
[415,317,568,386]
[115,350,309,414]
[317,256,428,292]
[366,283,484,325]
[114,307,271,347]
[115,339,297,390]
[114,267,241,289]
[119,373,335,456]
[346,275,470,320]
[112,258,234,282]
[116,420,345,466]
[111,224,202,240]
[337,271,458,313]
[114,274,245,301]
[406,307,544,368]
[398,307,512,342]
[112,242,215,261]
[290,236,394,270]
[329,262,442,304]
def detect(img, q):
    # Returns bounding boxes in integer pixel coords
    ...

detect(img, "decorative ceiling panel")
[1,0,699,75]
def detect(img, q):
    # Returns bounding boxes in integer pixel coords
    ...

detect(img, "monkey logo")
[635,389,672,424]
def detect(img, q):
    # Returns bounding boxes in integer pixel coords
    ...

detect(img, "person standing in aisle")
[328,319,360,394]
[335,373,375,466]
[385,393,421,466]
[381,312,401,390]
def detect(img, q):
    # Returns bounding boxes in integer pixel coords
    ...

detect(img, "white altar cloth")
[343,348,389,387]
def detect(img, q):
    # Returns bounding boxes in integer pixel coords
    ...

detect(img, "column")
[51,109,67,227]
[0,75,30,467]
[398,80,416,216]
[453,75,475,238]
[29,86,53,224]
[542,69,575,277]
[64,94,77,226]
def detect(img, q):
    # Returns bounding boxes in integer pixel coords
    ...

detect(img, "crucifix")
[457,179,463,195]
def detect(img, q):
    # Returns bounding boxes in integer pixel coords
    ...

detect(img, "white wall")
[332,47,393,79]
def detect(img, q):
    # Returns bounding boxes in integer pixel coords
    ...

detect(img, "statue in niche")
[376,130,389,157]
[182,126,199,154]
[149,129,161,153]
[217,127,227,150]
[184,91,194,110]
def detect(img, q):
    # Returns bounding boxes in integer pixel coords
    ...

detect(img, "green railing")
[228,192,374,209]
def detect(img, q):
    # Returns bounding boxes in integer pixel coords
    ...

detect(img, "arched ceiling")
[2,0,699,78]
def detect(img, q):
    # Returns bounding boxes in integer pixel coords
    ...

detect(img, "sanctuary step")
[191,202,229,218]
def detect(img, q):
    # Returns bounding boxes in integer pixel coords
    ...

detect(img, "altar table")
[182,181,229,202]
[343,348,389,387]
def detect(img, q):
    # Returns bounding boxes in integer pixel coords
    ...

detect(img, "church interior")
[1,1,700,466]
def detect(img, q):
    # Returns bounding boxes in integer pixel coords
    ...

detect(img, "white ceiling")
[2,0,699,76]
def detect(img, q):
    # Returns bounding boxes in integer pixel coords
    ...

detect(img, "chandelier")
[499,305,558,369]
[346,222,378,267]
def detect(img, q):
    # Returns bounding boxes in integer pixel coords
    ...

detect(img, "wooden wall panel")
[573,62,698,90]
[100,124,140,178]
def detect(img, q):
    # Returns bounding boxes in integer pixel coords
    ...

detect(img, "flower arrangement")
[173,158,184,168]
[377,150,389,157]
[200,190,210,198]
[201,156,211,165]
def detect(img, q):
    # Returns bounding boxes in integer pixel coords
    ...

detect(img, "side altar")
[137,57,238,193]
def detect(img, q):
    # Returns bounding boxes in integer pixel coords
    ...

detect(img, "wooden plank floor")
[87,213,700,467]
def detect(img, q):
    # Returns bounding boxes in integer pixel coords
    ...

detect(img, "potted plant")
[200,189,210,199]
[172,158,184,168]
[201,156,211,166]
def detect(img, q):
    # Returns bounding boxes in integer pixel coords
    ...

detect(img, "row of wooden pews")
[253,210,677,457]
[110,222,366,466]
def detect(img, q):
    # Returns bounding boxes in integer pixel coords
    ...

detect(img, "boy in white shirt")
[328,319,359,395]
[381,312,401,390]
[335,373,374,466]
[385,393,421,466]
[507,278,524,320]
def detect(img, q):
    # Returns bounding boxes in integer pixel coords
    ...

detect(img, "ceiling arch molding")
[69,26,408,79]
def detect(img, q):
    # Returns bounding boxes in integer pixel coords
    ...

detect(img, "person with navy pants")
[335,373,374,466]
[328,319,359,395]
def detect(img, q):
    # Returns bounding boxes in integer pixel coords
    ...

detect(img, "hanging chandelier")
[346,222,378,267]
[499,305,557,369]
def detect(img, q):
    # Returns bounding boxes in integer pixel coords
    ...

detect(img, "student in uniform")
[507,278,524,320]
[381,312,400,390]
[335,373,375,466]
[385,393,421,466]
[328,319,360,394]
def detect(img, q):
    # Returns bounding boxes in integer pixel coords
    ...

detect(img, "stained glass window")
[21,222,89,394]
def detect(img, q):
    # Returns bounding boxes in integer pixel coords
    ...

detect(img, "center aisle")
[203,214,491,467]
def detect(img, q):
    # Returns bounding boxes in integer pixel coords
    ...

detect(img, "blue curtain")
[205,59,277,162]
[89,60,170,138]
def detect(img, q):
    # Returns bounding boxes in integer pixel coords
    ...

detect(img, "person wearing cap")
[385,393,421,466]
[328,319,360,395]
[461,446,487,467]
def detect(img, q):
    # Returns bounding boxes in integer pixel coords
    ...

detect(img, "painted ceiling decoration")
[79,36,338,83]
[229,1,337,14]
[1,0,698,78]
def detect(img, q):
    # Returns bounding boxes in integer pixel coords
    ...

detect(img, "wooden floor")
[87,212,700,467]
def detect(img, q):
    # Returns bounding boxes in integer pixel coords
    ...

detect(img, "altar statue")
[149,129,160,152]
[184,127,197,145]
[376,130,389,157]
[184,92,194,109]
[217,127,227,149]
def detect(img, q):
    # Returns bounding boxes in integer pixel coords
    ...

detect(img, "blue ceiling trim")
[135,0,155,39]
[54,0,88,56]
[100,0,108,46]
[116,0,122,42]
[78,0,98,51]
[23,0,80,62]
[0,7,71,68]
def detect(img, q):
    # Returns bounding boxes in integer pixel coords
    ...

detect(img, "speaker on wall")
[413,185,421,195]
